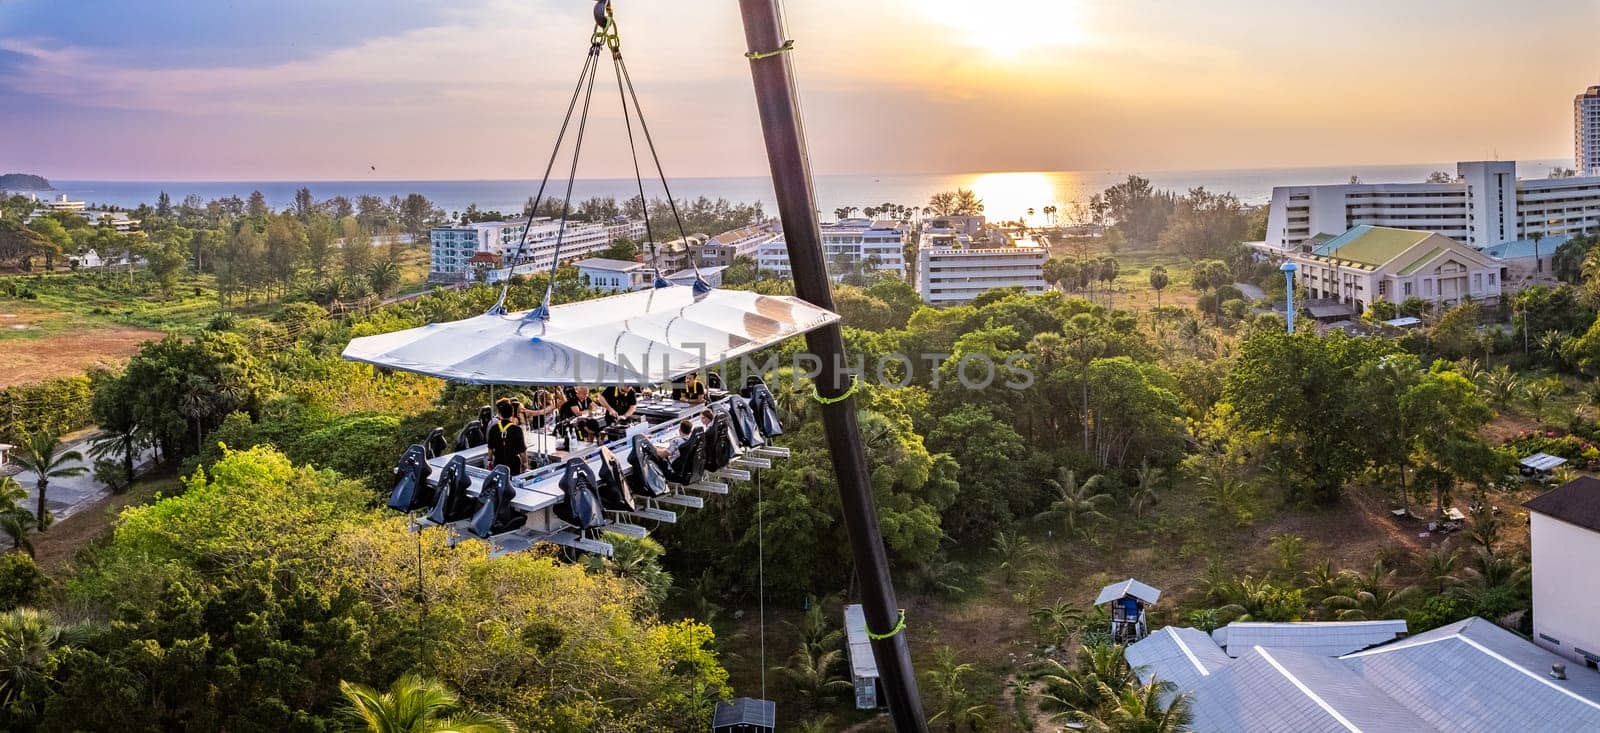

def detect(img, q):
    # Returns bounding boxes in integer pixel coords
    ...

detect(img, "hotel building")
[915,219,1048,306]
[1579,85,1600,176]
[757,218,908,279]
[429,217,645,282]
[1263,161,1600,253]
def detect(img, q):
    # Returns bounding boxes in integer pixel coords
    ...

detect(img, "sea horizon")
[32,158,1571,224]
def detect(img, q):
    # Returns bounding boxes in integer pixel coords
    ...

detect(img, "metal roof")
[843,603,879,680]
[1382,317,1423,328]
[1094,578,1162,606]
[1524,476,1600,532]
[1520,452,1569,472]
[1341,618,1600,732]
[1126,626,1233,695]
[341,285,840,386]
[1483,235,1571,261]
[1305,302,1356,319]
[1310,225,1433,265]
[712,697,775,728]
[1185,647,1433,733]
[1213,620,1408,658]
[1128,617,1600,732]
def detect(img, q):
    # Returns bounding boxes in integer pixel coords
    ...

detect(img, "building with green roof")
[1283,225,1502,314]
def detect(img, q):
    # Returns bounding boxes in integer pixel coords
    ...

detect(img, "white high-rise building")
[1262,160,1600,252]
[757,218,908,279]
[1577,85,1600,176]
[915,223,1047,306]
[428,217,645,281]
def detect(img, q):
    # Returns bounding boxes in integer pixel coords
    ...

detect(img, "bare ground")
[0,320,161,387]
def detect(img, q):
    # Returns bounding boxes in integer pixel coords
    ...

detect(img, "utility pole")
[737,2,930,730]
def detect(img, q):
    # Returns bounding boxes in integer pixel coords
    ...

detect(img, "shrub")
[0,552,47,611]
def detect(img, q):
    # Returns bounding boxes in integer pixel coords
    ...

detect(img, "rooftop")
[1483,235,1573,261]
[1310,225,1433,265]
[1095,578,1161,606]
[573,257,646,272]
[1524,476,1600,532]
[1128,616,1600,732]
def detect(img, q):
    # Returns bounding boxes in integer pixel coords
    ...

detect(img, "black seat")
[467,465,525,539]
[662,432,706,486]
[744,379,784,438]
[727,395,765,449]
[424,427,448,460]
[455,419,486,451]
[387,444,433,512]
[596,445,638,513]
[626,434,670,498]
[425,455,478,524]
[555,458,608,531]
[703,412,736,472]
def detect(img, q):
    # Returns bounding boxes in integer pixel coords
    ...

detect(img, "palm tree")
[1129,460,1165,519]
[1148,266,1169,311]
[0,477,37,554]
[924,649,993,732]
[339,674,516,733]
[88,426,141,490]
[773,641,852,705]
[1523,379,1556,424]
[992,529,1037,585]
[0,608,85,711]
[1414,545,1464,595]
[1324,560,1421,620]
[1029,601,1083,646]
[1067,678,1193,733]
[13,432,85,533]
[367,260,402,299]
[1036,469,1111,537]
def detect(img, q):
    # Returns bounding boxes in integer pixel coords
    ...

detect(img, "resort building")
[698,224,779,268]
[428,217,645,282]
[915,221,1047,306]
[757,218,908,279]
[1281,226,1502,313]
[30,193,86,214]
[1263,161,1600,252]
[1579,85,1600,176]
[1525,477,1600,670]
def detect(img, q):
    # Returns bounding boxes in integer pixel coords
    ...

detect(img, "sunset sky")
[3,0,1597,181]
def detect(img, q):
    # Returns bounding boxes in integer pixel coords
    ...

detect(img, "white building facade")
[429,217,646,282]
[1264,161,1600,252]
[1524,477,1600,670]
[699,224,778,267]
[915,226,1047,306]
[757,218,908,279]
[1578,85,1600,176]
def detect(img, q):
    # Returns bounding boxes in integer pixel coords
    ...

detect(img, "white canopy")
[342,285,840,385]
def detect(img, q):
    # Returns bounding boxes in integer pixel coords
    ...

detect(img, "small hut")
[1095,578,1161,644]
[712,697,775,733]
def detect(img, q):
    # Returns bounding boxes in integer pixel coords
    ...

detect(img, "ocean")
[46,160,1568,225]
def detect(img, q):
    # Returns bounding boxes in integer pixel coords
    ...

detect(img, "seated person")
[698,409,714,432]
[485,398,527,474]
[673,371,708,405]
[561,386,602,441]
[597,385,639,425]
[654,420,694,462]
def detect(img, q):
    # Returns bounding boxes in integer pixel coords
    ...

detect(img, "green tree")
[926,189,984,216]
[1067,678,1193,733]
[1036,469,1111,538]
[1224,330,1396,504]
[12,432,85,532]
[368,260,402,299]
[1101,176,1174,247]
[1158,187,1246,261]
[1148,265,1169,310]
[0,608,83,724]
[339,674,516,733]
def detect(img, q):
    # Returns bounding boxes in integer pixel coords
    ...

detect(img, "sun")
[917,0,1084,59]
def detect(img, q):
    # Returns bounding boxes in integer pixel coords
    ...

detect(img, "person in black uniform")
[561,386,601,441]
[598,385,639,425]
[485,398,527,474]
[676,371,707,405]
